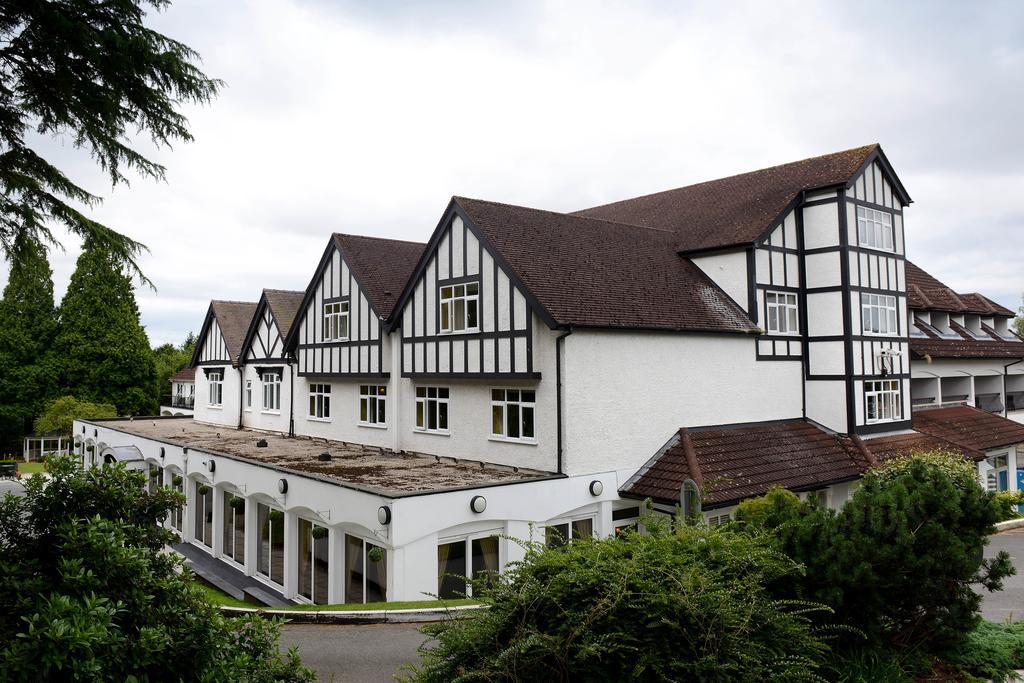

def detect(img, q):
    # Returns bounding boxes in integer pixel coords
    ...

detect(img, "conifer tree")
[0,232,58,451]
[53,239,156,415]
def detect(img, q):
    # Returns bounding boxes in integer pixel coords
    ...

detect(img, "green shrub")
[945,620,1024,681]
[746,452,1014,654]
[406,524,834,682]
[993,490,1024,521]
[735,485,805,527]
[0,455,314,681]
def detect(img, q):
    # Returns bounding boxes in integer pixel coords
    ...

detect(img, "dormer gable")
[241,289,304,363]
[190,300,258,367]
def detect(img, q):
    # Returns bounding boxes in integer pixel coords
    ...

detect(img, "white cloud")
[2,0,1023,345]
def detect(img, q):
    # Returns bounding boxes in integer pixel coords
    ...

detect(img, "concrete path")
[982,527,1024,622]
[0,478,26,497]
[279,622,428,682]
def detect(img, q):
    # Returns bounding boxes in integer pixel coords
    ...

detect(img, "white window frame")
[262,372,281,413]
[208,371,223,407]
[359,385,387,427]
[856,206,895,251]
[414,386,449,434]
[437,531,502,599]
[765,291,799,335]
[544,515,596,547]
[865,379,902,424]
[308,383,331,421]
[245,379,252,410]
[861,293,898,335]
[323,300,350,342]
[490,388,536,443]
[439,281,480,334]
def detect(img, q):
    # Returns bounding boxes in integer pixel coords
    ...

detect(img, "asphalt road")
[279,623,429,682]
[982,527,1024,622]
[0,479,25,497]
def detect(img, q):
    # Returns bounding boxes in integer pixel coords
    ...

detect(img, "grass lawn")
[17,461,45,475]
[194,579,478,612]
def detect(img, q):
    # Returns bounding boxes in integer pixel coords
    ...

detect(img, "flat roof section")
[85,418,556,498]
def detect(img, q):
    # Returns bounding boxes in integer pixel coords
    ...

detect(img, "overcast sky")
[2,0,1023,346]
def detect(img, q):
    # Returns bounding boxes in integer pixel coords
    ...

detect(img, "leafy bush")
[407,523,834,682]
[735,485,805,527]
[0,455,314,681]
[993,490,1024,521]
[945,620,1024,682]
[743,452,1013,654]
[33,395,118,435]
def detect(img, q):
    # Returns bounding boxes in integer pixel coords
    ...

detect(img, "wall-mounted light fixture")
[277,479,288,495]
[377,506,392,525]
[589,480,604,496]
[470,495,487,514]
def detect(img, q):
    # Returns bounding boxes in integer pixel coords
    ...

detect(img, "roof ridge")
[333,232,427,247]
[263,288,303,295]
[576,143,878,214]
[212,299,257,306]
[453,195,676,236]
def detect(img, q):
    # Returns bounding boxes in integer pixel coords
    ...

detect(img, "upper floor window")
[491,389,536,442]
[415,386,449,433]
[323,301,349,341]
[862,293,898,335]
[309,383,331,420]
[262,373,281,412]
[856,206,894,251]
[765,291,798,335]
[440,282,479,333]
[865,379,902,424]
[245,380,252,409]
[360,385,387,426]
[208,371,223,406]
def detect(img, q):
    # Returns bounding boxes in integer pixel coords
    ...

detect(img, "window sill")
[855,244,898,255]
[438,329,481,336]
[323,338,350,343]
[307,416,332,423]
[488,436,537,446]
[358,422,387,430]
[413,428,450,437]
[261,410,281,416]
[208,405,222,410]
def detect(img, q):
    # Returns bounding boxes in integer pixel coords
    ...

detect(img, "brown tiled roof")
[910,318,1024,360]
[860,431,981,463]
[210,300,258,365]
[905,261,1014,316]
[263,289,305,340]
[169,367,195,382]
[455,197,759,333]
[575,145,881,253]
[620,420,864,509]
[334,233,425,322]
[912,405,1024,453]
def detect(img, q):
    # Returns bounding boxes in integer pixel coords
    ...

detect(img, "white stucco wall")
[240,363,294,434]
[193,366,242,428]
[690,250,749,314]
[560,330,803,476]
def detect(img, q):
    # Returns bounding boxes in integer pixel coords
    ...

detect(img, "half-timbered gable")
[286,234,423,378]
[190,300,257,427]
[238,289,304,432]
[243,290,303,363]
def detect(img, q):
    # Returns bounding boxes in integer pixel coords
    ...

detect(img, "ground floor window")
[986,453,1010,493]
[359,385,386,426]
[193,481,214,548]
[170,473,184,532]
[257,502,285,585]
[865,379,902,423]
[612,506,640,536]
[298,519,330,604]
[545,517,594,548]
[437,535,499,599]
[148,464,163,494]
[222,494,245,565]
[345,534,387,604]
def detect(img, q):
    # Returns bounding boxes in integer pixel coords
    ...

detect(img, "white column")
[244,497,258,577]
[283,509,299,599]
[597,500,613,538]
[211,487,224,557]
[183,477,196,543]
[504,520,531,567]
[327,527,344,604]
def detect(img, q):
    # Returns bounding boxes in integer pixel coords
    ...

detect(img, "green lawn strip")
[277,598,480,612]
[16,461,45,475]
[193,580,251,608]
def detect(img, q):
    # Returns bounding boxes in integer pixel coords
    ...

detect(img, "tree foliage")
[152,335,194,406]
[740,452,1014,654]
[33,395,118,436]
[0,231,57,450]
[52,238,156,415]
[408,524,833,682]
[0,0,221,275]
[0,455,314,681]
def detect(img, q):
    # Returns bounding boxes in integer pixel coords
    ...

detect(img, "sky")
[2,0,1023,346]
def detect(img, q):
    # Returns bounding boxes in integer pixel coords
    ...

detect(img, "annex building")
[75,144,1024,605]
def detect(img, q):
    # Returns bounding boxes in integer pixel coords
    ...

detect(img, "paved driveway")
[982,527,1024,622]
[0,479,26,497]
[279,623,429,682]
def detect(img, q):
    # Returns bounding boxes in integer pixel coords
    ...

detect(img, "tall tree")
[0,0,221,276]
[151,335,192,407]
[53,238,155,415]
[0,231,57,451]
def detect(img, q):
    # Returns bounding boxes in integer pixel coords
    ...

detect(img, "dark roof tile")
[210,300,258,365]
[263,289,305,340]
[334,234,425,321]
[912,405,1024,452]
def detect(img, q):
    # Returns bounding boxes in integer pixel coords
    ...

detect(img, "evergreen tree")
[53,239,156,415]
[0,232,58,451]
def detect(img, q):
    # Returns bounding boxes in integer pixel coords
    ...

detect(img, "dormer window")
[440,282,479,333]
[856,206,894,251]
[964,315,986,340]
[323,300,349,341]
